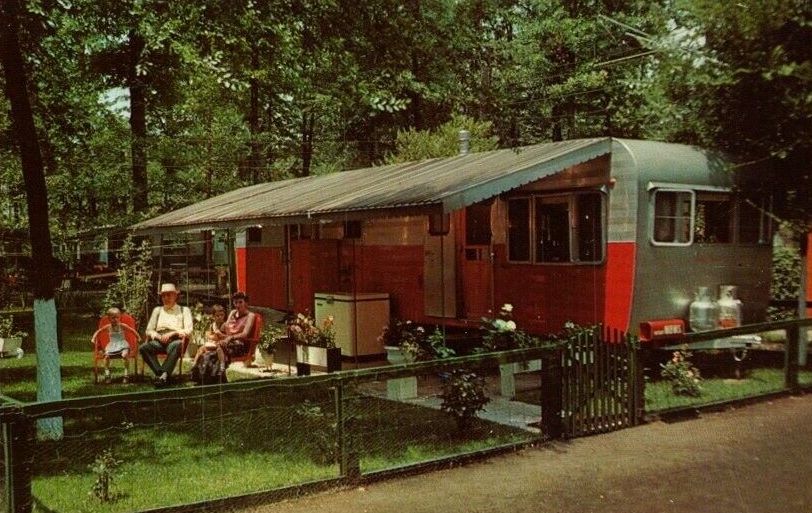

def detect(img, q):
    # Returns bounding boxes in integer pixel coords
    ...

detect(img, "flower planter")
[0,336,22,357]
[296,344,341,373]
[384,345,416,365]
[384,345,418,400]
[499,359,542,398]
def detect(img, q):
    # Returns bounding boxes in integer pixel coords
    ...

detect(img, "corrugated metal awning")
[131,137,611,234]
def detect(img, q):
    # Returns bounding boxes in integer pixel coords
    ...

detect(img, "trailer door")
[459,201,494,319]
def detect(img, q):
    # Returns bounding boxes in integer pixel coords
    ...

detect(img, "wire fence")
[1,348,549,513]
[3,319,811,513]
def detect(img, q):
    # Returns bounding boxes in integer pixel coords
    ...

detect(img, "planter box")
[384,345,417,400]
[499,359,542,398]
[0,337,22,357]
[296,344,341,373]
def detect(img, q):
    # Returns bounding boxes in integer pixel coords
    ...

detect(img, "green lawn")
[645,367,812,411]
[0,351,256,401]
[2,349,532,513]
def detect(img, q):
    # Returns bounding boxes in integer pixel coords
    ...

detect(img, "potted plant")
[378,320,455,364]
[258,322,286,371]
[0,314,27,357]
[479,303,542,398]
[290,313,341,374]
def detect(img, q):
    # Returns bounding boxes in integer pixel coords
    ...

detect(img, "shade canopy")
[131,137,612,234]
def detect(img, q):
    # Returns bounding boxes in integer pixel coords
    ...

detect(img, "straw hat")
[159,283,179,295]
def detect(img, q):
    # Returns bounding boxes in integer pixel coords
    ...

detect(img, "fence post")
[334,381,360,482]
[540,347,563,440]
[785,324,800,391]
[3,412,34,513]
[629,338,644,426]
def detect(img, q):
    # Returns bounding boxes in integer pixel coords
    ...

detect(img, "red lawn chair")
[92,312,139,384]
[228,312,263,368]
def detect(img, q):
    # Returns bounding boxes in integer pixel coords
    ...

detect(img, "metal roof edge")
[441,138,612,211]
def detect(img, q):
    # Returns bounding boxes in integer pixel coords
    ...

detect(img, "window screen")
[653,190,693,244]
[535,197,570,263]
[507,198,530,261]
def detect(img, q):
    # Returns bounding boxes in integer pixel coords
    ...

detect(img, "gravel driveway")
[240,393,812,513]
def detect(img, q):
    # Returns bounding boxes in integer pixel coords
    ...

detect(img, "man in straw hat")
[140,283,193,387]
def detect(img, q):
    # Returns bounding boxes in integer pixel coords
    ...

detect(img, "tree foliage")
[1,0,810,258]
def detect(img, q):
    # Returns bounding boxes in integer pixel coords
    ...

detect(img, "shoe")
[153,376,167,388]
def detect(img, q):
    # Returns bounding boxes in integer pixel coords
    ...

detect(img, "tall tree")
[0,0,63,438]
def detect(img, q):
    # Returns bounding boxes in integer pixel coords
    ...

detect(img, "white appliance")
[314,292,390,357]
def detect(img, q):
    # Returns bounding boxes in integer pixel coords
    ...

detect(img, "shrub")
[440,370,490,432]
[88,449,122,502]
[480,303,540,351]
[103,237,152,326]
[768,245,801,321]
[660,348,702,397]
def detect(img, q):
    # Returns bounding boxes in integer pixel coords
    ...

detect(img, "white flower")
[505,320,517,331]
[501,303,513,313]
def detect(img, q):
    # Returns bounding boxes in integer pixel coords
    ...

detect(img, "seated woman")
[192,292,255,377]
[219,291,256,370]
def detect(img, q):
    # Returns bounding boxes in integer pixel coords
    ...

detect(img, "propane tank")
[689,286,719,332]
[718,285,743,328]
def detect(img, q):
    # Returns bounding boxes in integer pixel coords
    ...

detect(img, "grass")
[2,344,532,513]
[25,392,529,513]
[645,367,812,411]
[0,351,256,401]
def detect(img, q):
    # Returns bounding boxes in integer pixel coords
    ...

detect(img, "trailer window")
[535,197,570,263]
[694,193,732,243]
[652,190,692,244]
[577,193,603,261]
[738,198,773,244]
[507,198,530,261]
[507,192,604,264]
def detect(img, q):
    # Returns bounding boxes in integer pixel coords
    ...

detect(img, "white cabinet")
[314,292,390,357]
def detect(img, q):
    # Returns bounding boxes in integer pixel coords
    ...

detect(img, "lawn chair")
[92,312,139,384]
[228,312,263,368]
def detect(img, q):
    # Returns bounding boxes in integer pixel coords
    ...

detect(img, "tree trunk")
[246,41,262,183]
[0,0,64,439]
[128,30,148,213]
[300,112,314,177]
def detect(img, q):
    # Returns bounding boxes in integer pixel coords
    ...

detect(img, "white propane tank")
[718,285,743,328]
[689,286,719,332]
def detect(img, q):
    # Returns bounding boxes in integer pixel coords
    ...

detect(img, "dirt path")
[241,394,812,513]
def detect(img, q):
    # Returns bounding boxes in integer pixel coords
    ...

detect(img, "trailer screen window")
[694,193,732,243]
[653,190,692,244]
[577,193,603,261]
[506,192,604,264]
[652,189,736,245]
[739,199,773,244]
[535,197,571,262]
[507,198,530,261]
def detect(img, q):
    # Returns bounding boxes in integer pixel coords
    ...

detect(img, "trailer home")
[133,138,773,346]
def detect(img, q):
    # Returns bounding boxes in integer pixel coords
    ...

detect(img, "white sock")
[159,372,168,380]
[104,369,111,376]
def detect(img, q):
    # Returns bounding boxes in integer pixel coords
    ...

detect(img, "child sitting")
[191,304,228,382]
[91,307,141,384]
